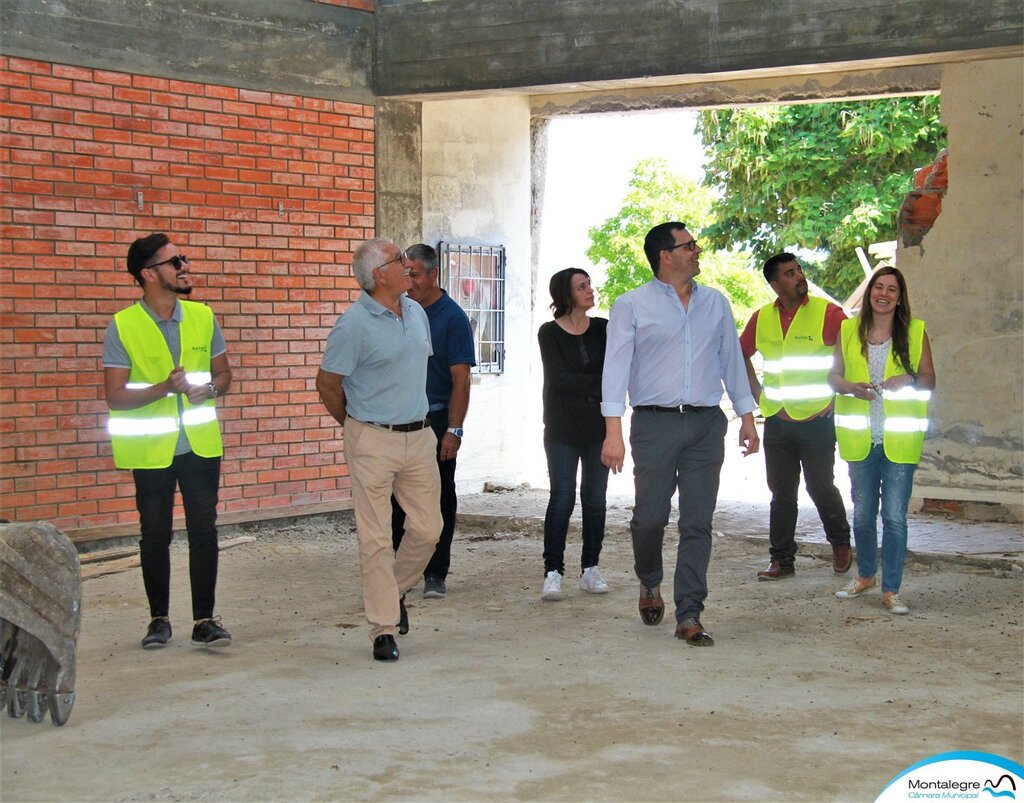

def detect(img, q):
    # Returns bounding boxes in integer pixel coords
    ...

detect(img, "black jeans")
[133,452,221,621]
[391,409,457,580]
[763,413,851,567]
[542,439,609,576]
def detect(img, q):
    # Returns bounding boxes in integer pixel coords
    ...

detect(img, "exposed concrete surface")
[2,491,1021,802]
[0,0,375,104]
[374,0,1023,96]
[899,56,1024,507]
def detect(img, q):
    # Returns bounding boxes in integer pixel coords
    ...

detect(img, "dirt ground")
[2,488,1022,803]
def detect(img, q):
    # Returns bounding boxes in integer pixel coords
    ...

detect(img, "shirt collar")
[774,295,810,311]
[652,276,699,295]
[139,297,182,322]
[421,288,448,311]
[358,290,411,316]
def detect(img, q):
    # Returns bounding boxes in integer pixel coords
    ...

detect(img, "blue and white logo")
[876,751,1023,802]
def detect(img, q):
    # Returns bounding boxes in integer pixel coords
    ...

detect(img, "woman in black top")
[537,268,610,601]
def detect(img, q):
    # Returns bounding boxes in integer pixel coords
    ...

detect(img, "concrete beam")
[1,0,375,104]
[375,0,1024,97]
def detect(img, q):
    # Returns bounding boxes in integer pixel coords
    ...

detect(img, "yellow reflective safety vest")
[108,301,223,469]
[834,317,930,464]
[754,297,835,421]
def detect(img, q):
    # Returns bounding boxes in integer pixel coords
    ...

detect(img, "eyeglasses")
[374,251,410,275]
[145,254,189,271]
[664,239,698,253]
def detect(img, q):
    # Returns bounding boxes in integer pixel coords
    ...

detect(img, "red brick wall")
[0,56,374,530]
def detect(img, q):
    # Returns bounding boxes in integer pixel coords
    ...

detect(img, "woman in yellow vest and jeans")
[829,266,936,615]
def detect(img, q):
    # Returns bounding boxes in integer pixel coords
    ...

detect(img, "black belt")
[634,404,715,414]
[365,419,430,432]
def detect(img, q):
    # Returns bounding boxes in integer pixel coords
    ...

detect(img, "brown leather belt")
[365,419,430,432]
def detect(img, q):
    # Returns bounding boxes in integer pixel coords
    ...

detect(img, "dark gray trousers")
[629,406,727,623]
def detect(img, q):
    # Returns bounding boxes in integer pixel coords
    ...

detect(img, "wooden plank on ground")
[82,556,140,579]
[80,547,139,564]
[80,536,256,580]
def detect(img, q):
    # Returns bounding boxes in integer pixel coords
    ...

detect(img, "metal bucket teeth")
[0,522,82,726]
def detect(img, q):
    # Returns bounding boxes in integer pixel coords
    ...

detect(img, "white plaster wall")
[421,96,540,491]
[898,57,1024,507]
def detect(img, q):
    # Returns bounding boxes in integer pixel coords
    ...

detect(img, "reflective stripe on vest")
[107,301,223,469]
[755,297,835,420]
[833,317,929,464]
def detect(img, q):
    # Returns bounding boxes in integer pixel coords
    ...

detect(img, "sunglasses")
[145,255,189,271]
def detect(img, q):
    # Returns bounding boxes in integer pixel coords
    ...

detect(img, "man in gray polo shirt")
[316,237,442,662]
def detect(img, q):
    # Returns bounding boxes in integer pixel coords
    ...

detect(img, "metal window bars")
[438,242,505,374]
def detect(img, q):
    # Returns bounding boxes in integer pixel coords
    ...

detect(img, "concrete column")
[898,56,1024,517]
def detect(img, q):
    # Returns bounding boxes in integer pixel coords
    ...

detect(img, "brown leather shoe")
[756,561,795,581]
[675,618,714,646]
[638,586,664,626]
[832,544,853,574]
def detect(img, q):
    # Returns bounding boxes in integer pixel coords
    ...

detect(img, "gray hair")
[405,243,438,273]
[352,237,395,292]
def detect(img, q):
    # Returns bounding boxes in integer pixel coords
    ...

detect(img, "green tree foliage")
[697,97,946,298]
[586,158,772,328]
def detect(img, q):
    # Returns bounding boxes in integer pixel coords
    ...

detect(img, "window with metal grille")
[438,242,505,374]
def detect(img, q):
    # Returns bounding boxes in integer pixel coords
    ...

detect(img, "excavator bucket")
[0,522,81,726]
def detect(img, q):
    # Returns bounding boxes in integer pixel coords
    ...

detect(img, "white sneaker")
[579,566,609,594]
[882,592,909,615]
[541,570,566,601]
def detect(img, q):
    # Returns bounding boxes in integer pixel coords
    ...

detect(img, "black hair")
[126,233,170,287]
[643,222,687,276]
[763,252,798,284]
[548,268,590,318]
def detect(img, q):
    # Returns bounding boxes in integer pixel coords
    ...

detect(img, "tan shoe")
[835,576,876,599]
[882,592,909,615]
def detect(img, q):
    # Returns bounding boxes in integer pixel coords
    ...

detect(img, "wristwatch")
[207,383,218,399]
[446,427,464,438]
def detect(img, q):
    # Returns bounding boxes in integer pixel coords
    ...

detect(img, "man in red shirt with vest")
[741,253,852,580]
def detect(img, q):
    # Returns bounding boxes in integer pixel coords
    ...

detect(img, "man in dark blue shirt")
[392,244,476,599]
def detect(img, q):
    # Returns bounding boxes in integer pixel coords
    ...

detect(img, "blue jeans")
[848,443,917,593]
[543,440,609,575]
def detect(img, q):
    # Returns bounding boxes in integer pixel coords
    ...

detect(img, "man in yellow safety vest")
[740,253,852,581]
[103,233,233,650]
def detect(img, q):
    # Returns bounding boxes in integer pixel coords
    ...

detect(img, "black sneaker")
[142,618,172,649]
[191,617,232,648]
[423,575,447,599]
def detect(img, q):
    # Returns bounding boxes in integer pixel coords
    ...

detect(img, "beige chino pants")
[343,418,442,639]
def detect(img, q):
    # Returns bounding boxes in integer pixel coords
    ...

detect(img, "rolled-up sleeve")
[601,295,634,417]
